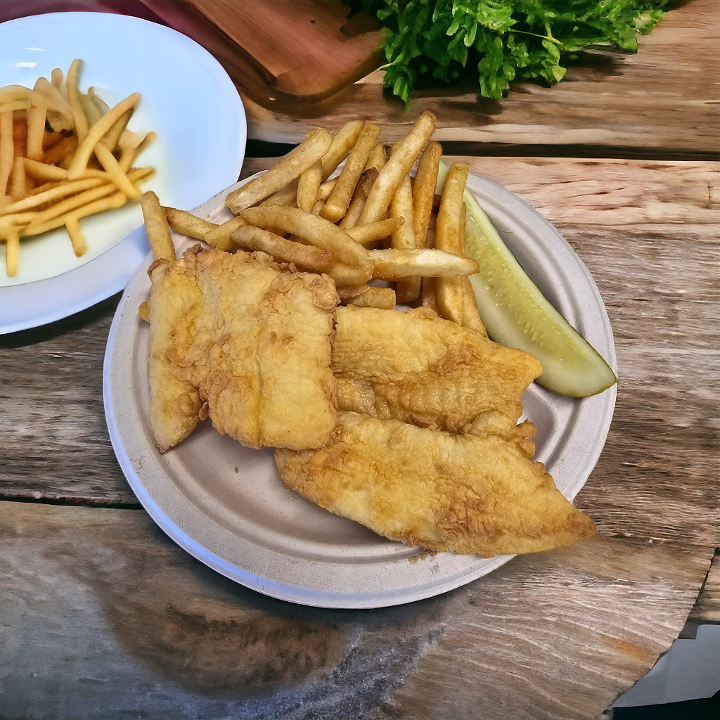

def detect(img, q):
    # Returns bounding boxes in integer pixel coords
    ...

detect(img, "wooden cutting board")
[139,0,382,104]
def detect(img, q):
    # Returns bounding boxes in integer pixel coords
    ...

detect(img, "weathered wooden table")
[1,2,719,718]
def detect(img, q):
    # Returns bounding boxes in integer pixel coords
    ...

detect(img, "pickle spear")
[436,161,616,397]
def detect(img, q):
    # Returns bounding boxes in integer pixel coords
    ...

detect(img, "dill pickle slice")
[436,161,617,397]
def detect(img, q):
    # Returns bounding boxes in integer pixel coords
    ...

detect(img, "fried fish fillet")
[148,245,338,452]
[276,412,595,557]
[332,306,543,433]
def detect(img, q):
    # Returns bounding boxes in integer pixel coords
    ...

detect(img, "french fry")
[339,167,378,230]
[297,160,322,213]
[358,111,436,225]
[421,276,438,311]
[261,178,299,208]
[317,178,337,202]
[346,217,403,247]
[66,59,88,144]
[21,190,128,249]
[348,286,396,309]
[413,142,442,247]
[326,261,373,287]
[94,142,140,199]
[0,176,103,216]
[336,284,370,301]
[434,162,484,331]
[321,120,365,180]
[3,229,19,276]
[32,78,74,127]
[364,142,387,172]
[232,225,334,273]
[50,68,64,94]
[23,158,69,182]
[118,131,156,173]
[0,86,30,104]
[391,169,420,303]
[64,216,87,256]
[321,123,381,223]
[369,248,478,280]
[67,92,141,179]
[163,207,218,241]
[240,205,371,271]
[26,105,47,161]
[226,129,332,212]
[0,211,37,230]
[203,216,246,251]
[141,191,175,262]
[10,157,26,201]
[100,107,132,152]
[0,111,13,198]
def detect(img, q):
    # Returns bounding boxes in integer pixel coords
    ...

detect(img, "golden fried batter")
[276,412,595,557]
[332,306,543,432]
[149,246,338,452]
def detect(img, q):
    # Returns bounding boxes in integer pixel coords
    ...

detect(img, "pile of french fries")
[0,60,155,277]
[155,112,483,326]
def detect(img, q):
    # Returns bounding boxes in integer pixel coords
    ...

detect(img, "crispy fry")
[339,167,378,230]
[67,92,141,179]
[240,205,371,271]
[141,191,175,262]
[10,156,26,201]
[321,124,381,223]
[321,120,365,180]
[93,142,140,199]
[336,284,370,301]
[413,142,442,248]
[358,111,436,225]
[0,111,13,198]
[117,131,155,173]
[26,105,47,161]
[364,142,386,172]
[261,178,299,208]
[203,216,246,251]
[421,276,438,311]
[32,78,74,127]
[226,129,332,213]
[100,107,132,152]
[297,160,322,213]
[348,286,396,309]
[391,169,420,303]
[23,158,68,181]
[232,225,334,273]
[317,178,337,202]
[138,301,150,322]
[51,68,64,93]
[326,261,373,287]
[66,59,88,144]
[3,229,19,276]
[64,216,87,256]
[346,217,403,247]
[0,86,30,104]
[0,176,102,216]
[163,207,218,241]
[21,190,128,245]
[369,248,478,280]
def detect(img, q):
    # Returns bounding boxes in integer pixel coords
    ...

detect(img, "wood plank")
[1,157,718,553]
[0,501,713,719]
[241,0,720,158]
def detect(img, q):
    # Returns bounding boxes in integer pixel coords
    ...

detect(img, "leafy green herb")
[349,0,668,102]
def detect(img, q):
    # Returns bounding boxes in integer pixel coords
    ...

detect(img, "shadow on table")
[612,690,720,719]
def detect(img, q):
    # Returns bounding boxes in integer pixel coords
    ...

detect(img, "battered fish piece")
[333,306,543,433]
[149,245,338,452]
[276,412,595,557]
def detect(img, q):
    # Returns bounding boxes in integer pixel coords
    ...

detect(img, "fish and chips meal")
[140,111,603,558]
[0,60,155,276]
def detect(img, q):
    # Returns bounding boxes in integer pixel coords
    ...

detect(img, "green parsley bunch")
[350,0,668,102]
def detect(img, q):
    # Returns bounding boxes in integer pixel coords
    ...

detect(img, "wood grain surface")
[0,500,712,720]
[241,0,720,159]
